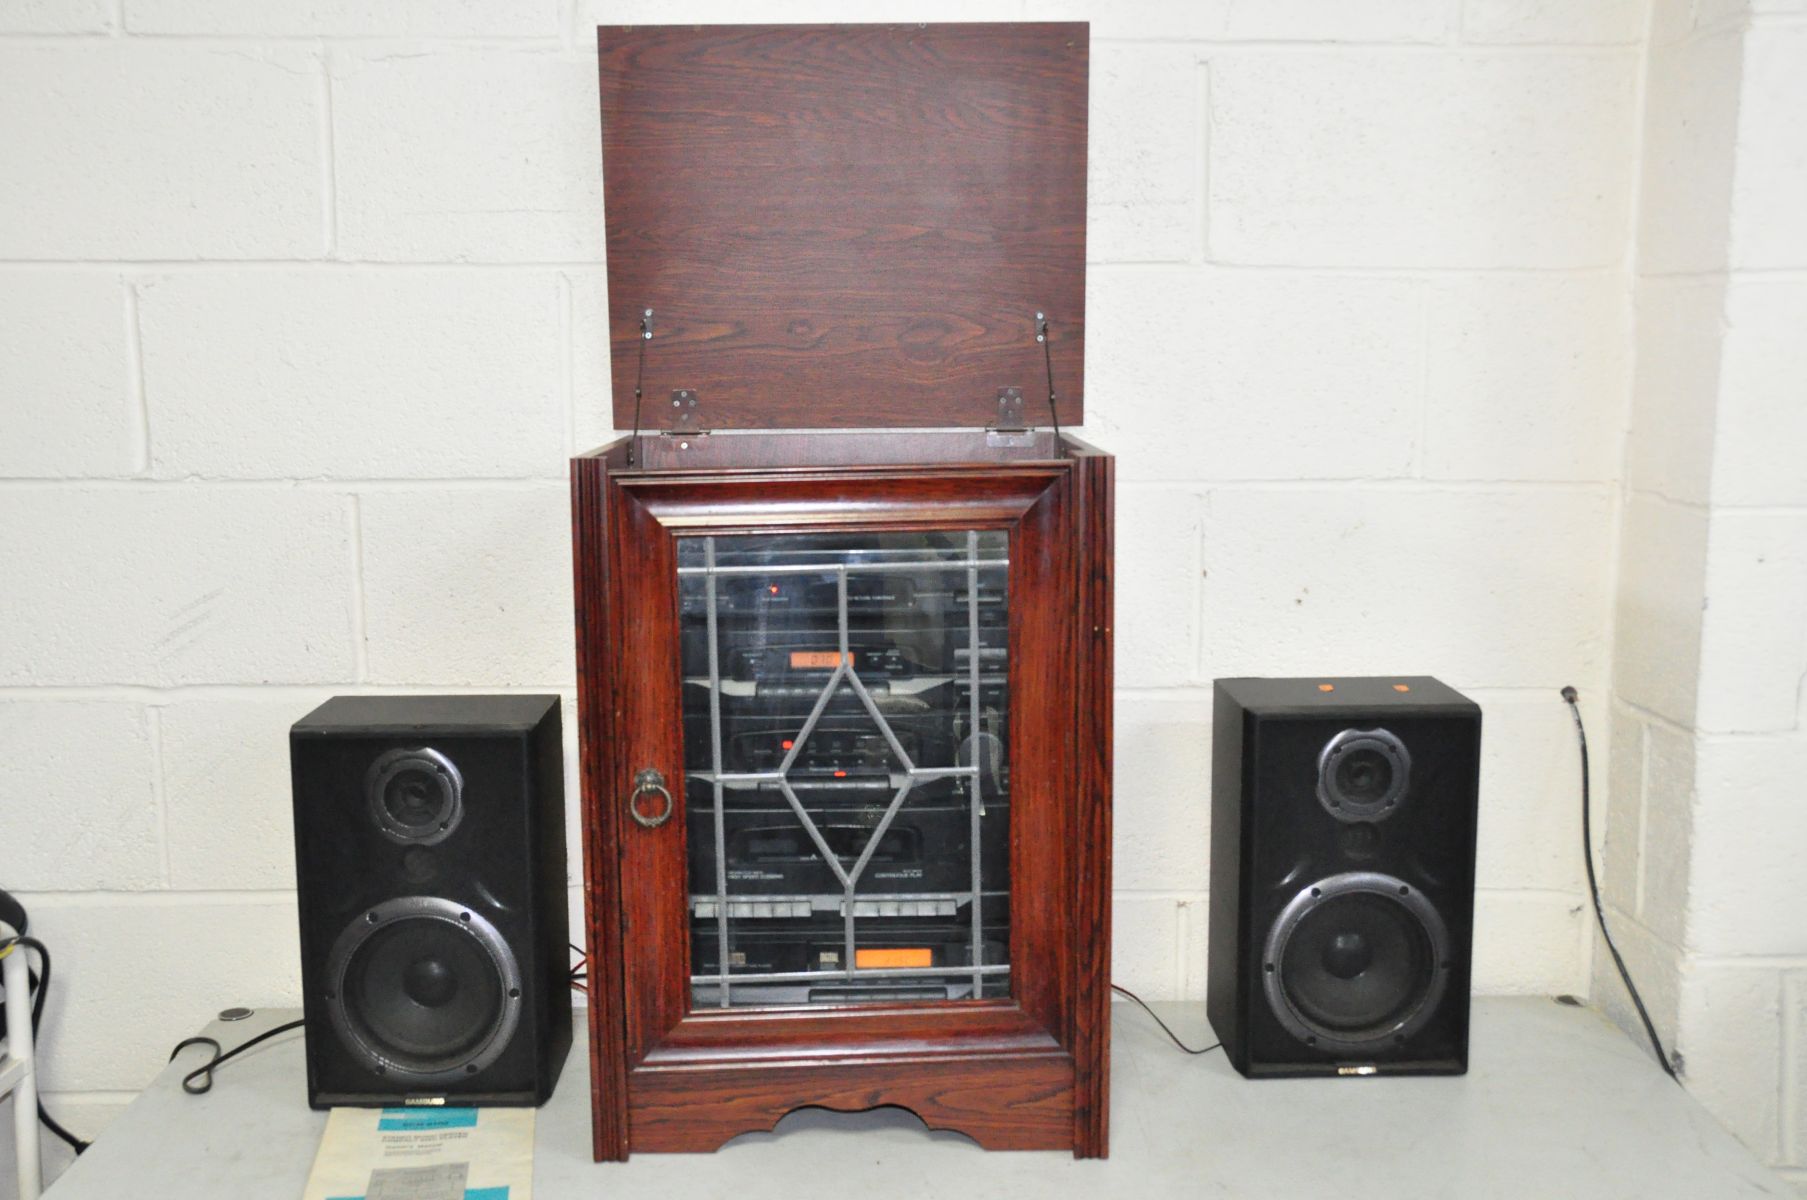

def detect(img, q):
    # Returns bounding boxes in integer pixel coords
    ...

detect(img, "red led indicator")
[768,584,780,594]
[782,739,794,750]
[833,770,846,778]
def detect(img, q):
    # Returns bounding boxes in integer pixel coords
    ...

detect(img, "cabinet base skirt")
[619,1052,1084,1156]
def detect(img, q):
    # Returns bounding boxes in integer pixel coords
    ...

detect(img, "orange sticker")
[1318,683,1335,692]
[856,947,933,969]
[790,650,846,670]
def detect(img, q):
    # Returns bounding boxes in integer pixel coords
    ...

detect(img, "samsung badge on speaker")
[301,1105,535,1200]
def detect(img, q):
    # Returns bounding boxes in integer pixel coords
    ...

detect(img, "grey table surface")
[45,998,1788,1199]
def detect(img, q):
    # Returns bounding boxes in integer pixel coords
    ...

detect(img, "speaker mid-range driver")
[1208,677,1480,1078]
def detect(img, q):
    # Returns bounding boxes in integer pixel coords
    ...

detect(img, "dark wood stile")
[571,442,630,1161]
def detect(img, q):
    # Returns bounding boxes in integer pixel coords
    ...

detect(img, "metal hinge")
[660,388,708,437]
[986,386,1035,446]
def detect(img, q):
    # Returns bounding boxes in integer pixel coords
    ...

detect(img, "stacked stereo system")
[678,534,1010,1008]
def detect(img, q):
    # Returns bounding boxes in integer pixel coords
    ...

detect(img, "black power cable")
[1563,686,1678,1080]
[168,1019,306,1096]
[0,935,93,1154]
[1110,983,1221,1056]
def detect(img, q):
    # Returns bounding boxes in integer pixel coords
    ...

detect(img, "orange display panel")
[788,650,848,670]
[855,948,934,969]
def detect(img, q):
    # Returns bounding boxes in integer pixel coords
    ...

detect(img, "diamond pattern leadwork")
[683,534,1006,1007]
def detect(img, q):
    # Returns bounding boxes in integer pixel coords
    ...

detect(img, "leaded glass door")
[677,531,1010,1008]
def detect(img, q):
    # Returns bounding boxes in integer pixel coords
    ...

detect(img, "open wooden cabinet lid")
[597,22,1089,432]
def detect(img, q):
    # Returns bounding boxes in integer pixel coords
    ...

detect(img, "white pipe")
[2,920,42,1200]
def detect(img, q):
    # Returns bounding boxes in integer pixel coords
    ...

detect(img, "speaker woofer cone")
[1261,871,1450,1054]
[366,747,464,845]
[325,896,521,1083]
[1316,728,1410,822]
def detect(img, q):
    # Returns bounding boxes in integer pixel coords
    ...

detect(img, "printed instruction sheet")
[301,1106,534,1200]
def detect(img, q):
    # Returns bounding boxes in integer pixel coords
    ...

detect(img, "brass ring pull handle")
[628,767,674,829]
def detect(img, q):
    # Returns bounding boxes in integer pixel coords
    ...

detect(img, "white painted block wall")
[2,0,1768,1191]
[1597,2,1807,1191]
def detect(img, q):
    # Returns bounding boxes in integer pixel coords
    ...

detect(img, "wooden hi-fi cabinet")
[570,22,1113,1159]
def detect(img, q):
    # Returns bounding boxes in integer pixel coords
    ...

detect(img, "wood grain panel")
[598,24,1088,431]
[571,443,630,1161]
[628,1054,1076,1153]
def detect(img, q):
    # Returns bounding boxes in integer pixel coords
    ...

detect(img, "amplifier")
[691,913,1011,1005]
[685,777,1010,897]
[685,677,1007,778]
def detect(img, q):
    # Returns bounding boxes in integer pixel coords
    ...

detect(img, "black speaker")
[1207,677,1480,1077]
[290,695,571,1107]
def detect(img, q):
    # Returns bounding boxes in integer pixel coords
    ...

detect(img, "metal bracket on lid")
[663,388,707,437]
[987,386,1035,447]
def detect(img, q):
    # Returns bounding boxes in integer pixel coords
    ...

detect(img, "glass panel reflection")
[678,531,1010,1008]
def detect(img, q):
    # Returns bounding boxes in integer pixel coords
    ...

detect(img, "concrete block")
[1638,720,1697,947]
[1027,0,1446,42]
[333,50,602,263]
[1113,691,1213,893]
[1697,512,1807,733]
[359,485,575,686]
[1111,894,1184,999]
[1087,268,1422,482]
[21,897,301,1092]
[568,267,616,451]
[0,488,356,685]
[1089,46,1199,265]
[161,695,331,891]
[1423,274,1627,483]
[126,0,560,36]
[1677,963,1783,1161]
[1637,32,1743,275]
[1461,0,1650,43]
[1627,277,1726,507]
[1209,51,1638,268]
[1612,493,1708,727]
[1603,706,1645,915]
[1200,487,1613,688]
[139,271,564,480]
[1731,26,1807,270]
[1216,0,1448,41]
[1689,734,1807,956]
[0,273,134,477]
[0,702,159,891]
[1473,692,1595,894]
[0,44,321,260]
[0,0,114,33]
[1713,280,1807,507]
[1114,487,1202,688]
[1787,972,1807,1168]
[1471,890,1586,994]
[1647,0,1696,44]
